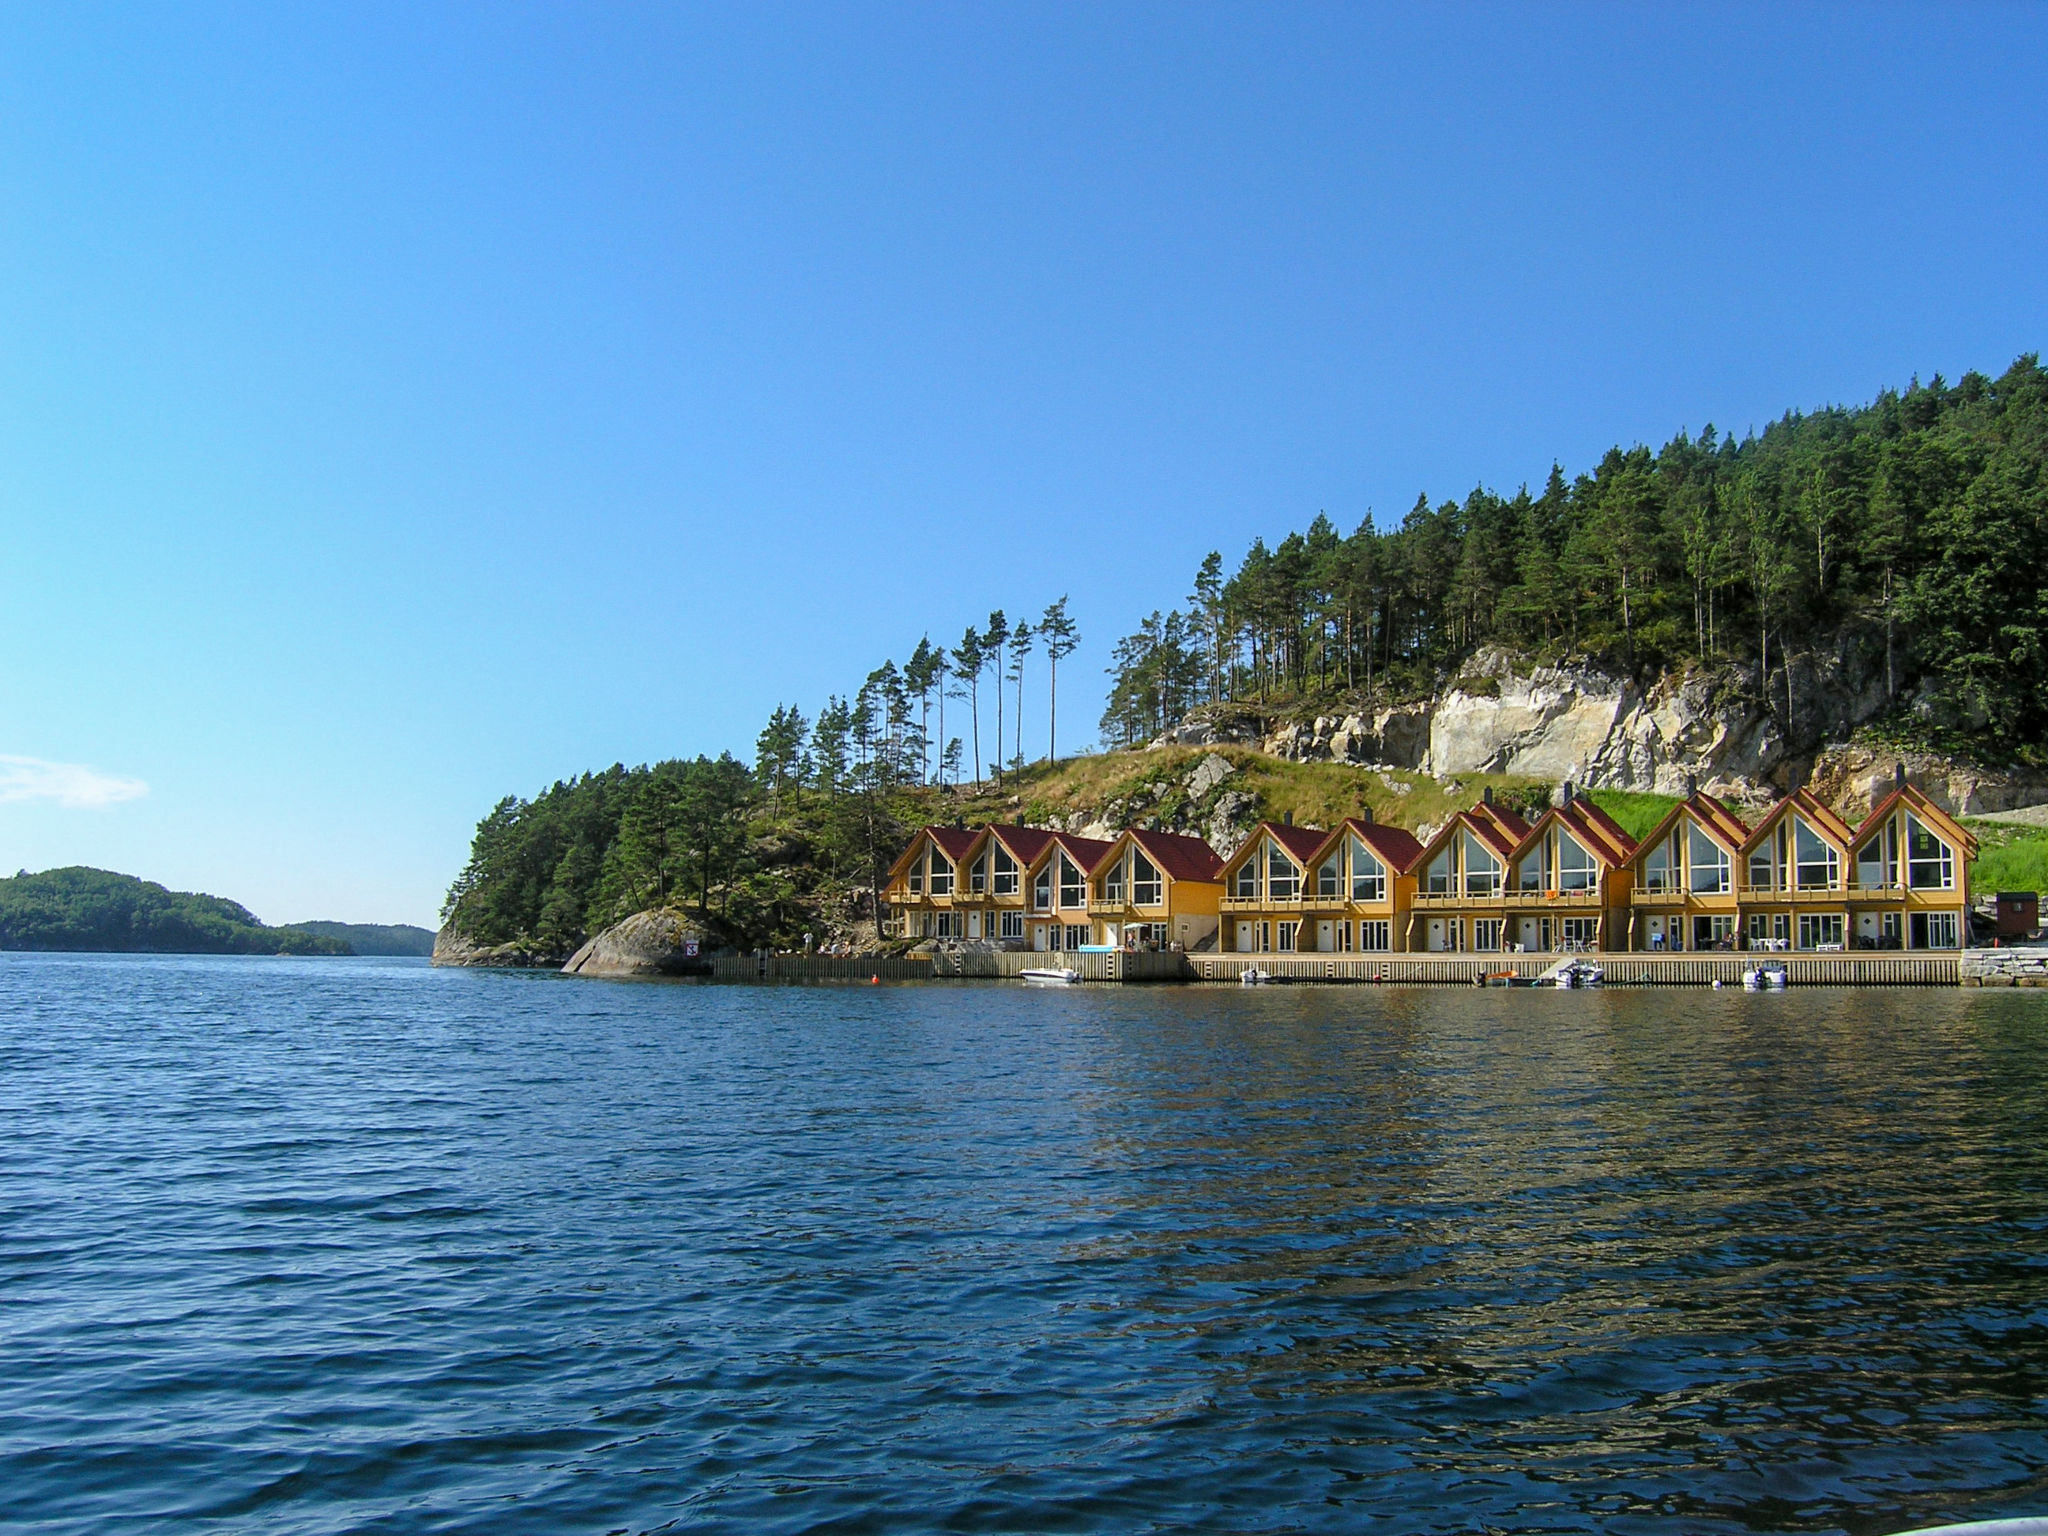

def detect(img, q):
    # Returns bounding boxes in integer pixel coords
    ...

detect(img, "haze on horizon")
[2,5,2043,929]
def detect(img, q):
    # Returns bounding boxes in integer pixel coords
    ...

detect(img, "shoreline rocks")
[431,925,565,968]
[561,909,710,978]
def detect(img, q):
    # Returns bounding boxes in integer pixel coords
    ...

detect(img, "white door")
[967,910,982,939]
[1316,920,1334,952]
[1236,921,1257,953]
[1033,924,1049,952]
[1427,918,1449,952]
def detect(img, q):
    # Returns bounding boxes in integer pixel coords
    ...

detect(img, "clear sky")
[2,4,2044,929]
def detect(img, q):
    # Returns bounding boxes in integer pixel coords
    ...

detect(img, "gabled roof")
[1740,787,1856,853]
[1629,792,1753,864]
[985,823,1055,867]
[1115,828,1225,883]
[1852,783,1979,857]
[1520,795,1637,868]
[1217,821,1329,878]
[1028,830,1115,875]
[886,824,983,882]
[1470,799,1533,845]
[1416,805,1523,866]
[1320,817,1426,875]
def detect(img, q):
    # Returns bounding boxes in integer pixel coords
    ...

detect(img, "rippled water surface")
[4,954,2047,1535]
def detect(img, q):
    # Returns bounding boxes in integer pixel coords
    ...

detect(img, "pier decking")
[706,949,1969,985]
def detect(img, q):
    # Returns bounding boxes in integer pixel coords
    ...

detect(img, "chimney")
[1685,772,1698,798]
[1482,786,1494,806]
[1895,761,1908,791]
[953,816,965,829]
[1361,805,1374,824]
[1283,810,1293,826]
[1561,780,1574,806]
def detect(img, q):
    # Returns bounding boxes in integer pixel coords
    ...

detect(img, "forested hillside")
[443,358,2048,959]
[0,868,350,954]
[1101,357,2048,758]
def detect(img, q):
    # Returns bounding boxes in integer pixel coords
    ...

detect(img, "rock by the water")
[561,909,710,978]
[431,925,564,968]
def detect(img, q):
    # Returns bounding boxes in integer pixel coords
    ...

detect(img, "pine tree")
[1037,597,1078,763]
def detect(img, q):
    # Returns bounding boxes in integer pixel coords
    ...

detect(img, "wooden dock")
[703,950,1963,986]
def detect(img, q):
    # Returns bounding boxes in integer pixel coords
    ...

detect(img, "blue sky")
[2,4,2044,928]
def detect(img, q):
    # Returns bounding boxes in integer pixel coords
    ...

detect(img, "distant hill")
[289,920,436,956]
[0,867,350,955]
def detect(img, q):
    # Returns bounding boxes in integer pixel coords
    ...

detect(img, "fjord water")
[4,957,2045,1536]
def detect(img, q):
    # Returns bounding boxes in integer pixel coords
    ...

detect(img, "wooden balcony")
[1412,888,1602,908]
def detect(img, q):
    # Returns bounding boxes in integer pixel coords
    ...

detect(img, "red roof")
[1261,822,1331,866]
[1472,800,1533,844]
[1742,787,1856,853]
[928,826,981,862]
[1121,828,1224,882]
[1445,809,1522,863]
[1333,818,1426,874]
[986,824,1054,865]
[1041,830,1115,873]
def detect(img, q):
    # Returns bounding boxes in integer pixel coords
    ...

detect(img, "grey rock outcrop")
[431,926,564,968]
[562,909,710,978]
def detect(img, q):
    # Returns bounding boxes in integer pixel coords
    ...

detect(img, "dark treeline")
[0,867,351,954]
[1102,357,2048,757]
[442,600,1084,953]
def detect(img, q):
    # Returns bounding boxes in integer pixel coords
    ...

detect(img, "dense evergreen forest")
[0,868,351,954]
[1100,357,2048,756]
[289,920,436,956]
[444,358,2048,956]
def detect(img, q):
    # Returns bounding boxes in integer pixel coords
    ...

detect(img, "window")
[1267,842,1300,900]
[929,847,954,896]
[1276,921,1298,951]
[1351,840,1386,903]
[1234,857,1259,900]
[1748,845,1777,891]
[1687,825,1730,894]
[1316,856,1341,899]
[1463,832,1502,896]
[1033,869,1052,911]
[1132,852,1162,906]
[1914,910,1959,949]
[1749,912,1789,948]
[1000,911,1024,941]
[1064,924,1090,950]
[1906,816,1954,890]
[1103,858,1125,903]
[1557,834,1596,892]
[1424,847,1454,895]
[1642,836,1674,893]
[1856,822,1895,889]
[1358,920,1390,952]
[935,911,962,938]
[1793,818,1839,890]
[1798,912,1846,950]
[993,846,1019,896]
[971,855,987,894]
[907,856,923,895]
[1561,916,1599,949]
[1692,914,1735,949]
[1473,918,1503,951]
[1058,854,1085,910]
[1333,921,1352,952]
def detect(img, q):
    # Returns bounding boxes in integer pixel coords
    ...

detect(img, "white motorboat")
[1742,963,1788,991]
[1240,966,1272,985]
[1020,966,1082,985]
[1543,959,1604,989]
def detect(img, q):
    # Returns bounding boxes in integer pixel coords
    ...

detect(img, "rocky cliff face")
[1156,647,2045,817]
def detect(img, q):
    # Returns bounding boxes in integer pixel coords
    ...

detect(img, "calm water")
[3,956,2046,1535]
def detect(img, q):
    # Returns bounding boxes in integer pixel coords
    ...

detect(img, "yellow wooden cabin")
[1085,828,1225,951]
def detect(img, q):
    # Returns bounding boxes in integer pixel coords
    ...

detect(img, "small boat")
[1240,966,1273,985]
[1549,959,1604,989]
[1742,963,1788,991]
[1020,966,1082,985]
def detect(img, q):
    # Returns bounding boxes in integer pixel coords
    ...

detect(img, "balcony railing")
[1412,888,1603,908]
[1630,885,1736,905]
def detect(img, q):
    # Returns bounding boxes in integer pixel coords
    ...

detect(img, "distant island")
[0,867,353,955]
[286,920,436,957]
